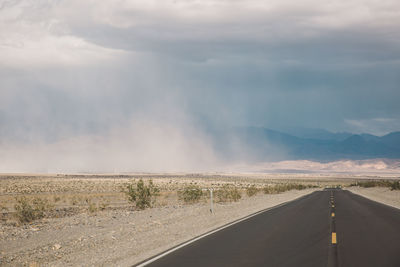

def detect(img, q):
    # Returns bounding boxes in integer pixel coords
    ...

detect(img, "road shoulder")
[346,187,400,210]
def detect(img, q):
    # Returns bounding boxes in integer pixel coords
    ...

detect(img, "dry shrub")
[263,183,314,194]
[14,197,53,223]
[178,185,203,204]
[125,179,159,210]
[391,181,400,190]
[246,185,259,197]
[215,185,241,202]
[352,180,400,190]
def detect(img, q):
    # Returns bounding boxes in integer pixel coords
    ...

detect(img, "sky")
[1,0,400,172]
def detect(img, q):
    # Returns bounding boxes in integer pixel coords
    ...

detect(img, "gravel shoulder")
[0,188,317,267]
[346,187,400,210]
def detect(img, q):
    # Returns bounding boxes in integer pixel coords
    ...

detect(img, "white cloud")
[0,33,126,68]
[345,118,400,135]
[0,1,127,68]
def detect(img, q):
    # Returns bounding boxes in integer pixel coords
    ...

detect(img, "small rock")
[53,244,61,250]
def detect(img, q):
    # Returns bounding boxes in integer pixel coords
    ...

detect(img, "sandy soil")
[235,159,400,175]
[347,187,400,210]
[0,174,320,267]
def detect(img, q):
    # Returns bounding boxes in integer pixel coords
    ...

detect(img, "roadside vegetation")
[125,179,160,210]
[246,185,259,197]
[351,180,400,191]
[178,185,204,204]
[263,183,316,194]
[215,185,242,202]
[2,176,322,225]
[14,197,53,223]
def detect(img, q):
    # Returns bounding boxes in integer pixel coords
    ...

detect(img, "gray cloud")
[1,0,400,171]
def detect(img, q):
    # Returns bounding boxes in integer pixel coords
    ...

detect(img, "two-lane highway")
[136,189,400,267]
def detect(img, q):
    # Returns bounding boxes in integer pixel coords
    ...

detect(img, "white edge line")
[134,192,314,267]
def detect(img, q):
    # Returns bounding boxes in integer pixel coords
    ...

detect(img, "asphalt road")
[138,189,400,267]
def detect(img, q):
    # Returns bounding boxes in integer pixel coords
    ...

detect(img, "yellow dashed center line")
[330,193,337,245]
[332,232,337,244]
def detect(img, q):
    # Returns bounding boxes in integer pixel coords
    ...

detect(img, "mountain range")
[211,127,400,162]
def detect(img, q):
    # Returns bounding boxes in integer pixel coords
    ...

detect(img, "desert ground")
[0,173,399,266]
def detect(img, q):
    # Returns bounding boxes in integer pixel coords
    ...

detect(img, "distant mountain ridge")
[214,127,400,161]
[276,127,353,141]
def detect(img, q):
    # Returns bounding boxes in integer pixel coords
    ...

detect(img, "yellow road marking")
[331,212,335,217]
[332,233,337,244]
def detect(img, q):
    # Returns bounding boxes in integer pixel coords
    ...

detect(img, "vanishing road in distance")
[136,189,400,267]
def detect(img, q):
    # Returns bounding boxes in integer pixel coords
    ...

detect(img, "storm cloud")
[1,0,399,172]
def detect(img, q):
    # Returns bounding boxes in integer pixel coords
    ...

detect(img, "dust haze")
[0,113,287,173]
[1,0,400,173]
[0,116,216,173]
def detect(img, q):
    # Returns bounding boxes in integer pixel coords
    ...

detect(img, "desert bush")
[355,180,400,191]
[274,184,288,193]
[390,181,400,190]
[71,196,79,206]
[125,179,159,210]
[14,197,52,223]
[88,202,97,213]
[263,185,276,194]
[263,183,313,194]
[359,181,384,188]
[215,185,241,202]
[246,185,259,197]
[84,198,97,213]
[355,180,397,189]
[178,185,203,203]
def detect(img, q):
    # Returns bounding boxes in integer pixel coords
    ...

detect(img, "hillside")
[213,127,400,161]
